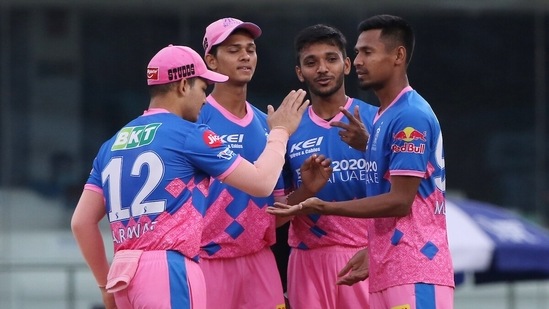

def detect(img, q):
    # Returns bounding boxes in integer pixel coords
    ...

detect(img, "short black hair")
[148,77,197,97]
[358,15,415,65]
[294,24,347,65]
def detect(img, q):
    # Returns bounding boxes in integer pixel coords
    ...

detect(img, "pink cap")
[203,17,262,55]
[147,45,228,85]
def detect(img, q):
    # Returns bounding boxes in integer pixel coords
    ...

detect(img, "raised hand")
[267,89,310,135]
[300,154,332,194]
[336,248,369,286]
[330,105,369,151]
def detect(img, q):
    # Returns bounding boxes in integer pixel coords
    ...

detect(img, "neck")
[310,88,348,120]
[149,94,181,117]
[210,83,248,118]
[375,74,409,112]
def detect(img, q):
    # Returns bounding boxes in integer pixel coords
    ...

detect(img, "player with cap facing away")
[71,44,310,309]
[197,18,332,309]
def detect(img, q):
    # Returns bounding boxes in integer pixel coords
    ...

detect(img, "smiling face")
[296,42,350,98]
[206,30,257,85]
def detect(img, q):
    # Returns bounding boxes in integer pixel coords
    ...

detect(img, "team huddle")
[71,14,455,309]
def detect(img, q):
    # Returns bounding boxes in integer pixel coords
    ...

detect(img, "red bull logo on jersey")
[391,126,426,154]
[392,143,425,154]
[203,130,223,148]
[393,127,426,142]
[112,123,162,151]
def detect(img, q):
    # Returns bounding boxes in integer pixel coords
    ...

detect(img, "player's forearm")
[223,128,288,197]
[71,191,111,287]
[286,185,315,206]
[72,223,110,287]
[325,193,411,218]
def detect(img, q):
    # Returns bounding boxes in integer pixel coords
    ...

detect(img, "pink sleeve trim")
[217,156,244,180]
[272,188,286,197]
[220,128,288,196]
[84,184,103,194]
[389,169,425,178]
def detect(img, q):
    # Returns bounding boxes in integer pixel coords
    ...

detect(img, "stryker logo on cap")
[146,45,228,86]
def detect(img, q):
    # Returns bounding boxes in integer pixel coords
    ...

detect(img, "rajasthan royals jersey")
[85,109,240,261]
[281,97,377,250]
[197,96,283,259]
[365,86,454,292]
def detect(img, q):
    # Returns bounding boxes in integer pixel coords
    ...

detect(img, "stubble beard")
[307,76,344,98]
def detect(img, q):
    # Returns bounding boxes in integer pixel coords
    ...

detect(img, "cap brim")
[235,22,262,39]
[199,70,229,84]
[212,22,262,48]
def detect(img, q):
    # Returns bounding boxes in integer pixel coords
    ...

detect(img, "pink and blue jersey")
[365,86,454,292]
[280,97,377,250]
[85,109,240,261]
[197,95,283,259]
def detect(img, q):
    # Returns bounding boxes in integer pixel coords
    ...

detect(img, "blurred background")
[0,0,548,308]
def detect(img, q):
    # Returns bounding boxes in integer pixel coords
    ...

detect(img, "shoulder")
[248,103,268,117]
[352,98,378,111]
[350,97,378,122]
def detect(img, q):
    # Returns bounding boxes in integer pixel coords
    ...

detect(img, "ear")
[176,78,189,97]
[295,65,305,82]
[204,54,218,70]
[395,46,407,66]
[343,56,351,75]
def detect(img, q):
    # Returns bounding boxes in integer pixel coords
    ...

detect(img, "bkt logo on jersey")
[289,136,324,153]
[112,123,162,151]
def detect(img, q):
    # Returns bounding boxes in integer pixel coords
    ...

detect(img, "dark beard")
[358,80,381,91]
[306,77,344,98]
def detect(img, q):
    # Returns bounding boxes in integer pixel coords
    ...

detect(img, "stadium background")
[0,0,548,308]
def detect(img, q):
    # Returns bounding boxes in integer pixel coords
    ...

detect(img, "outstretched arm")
[222,90,309,197]
[267,175,420,218]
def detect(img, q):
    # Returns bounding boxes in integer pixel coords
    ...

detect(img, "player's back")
[88,109,238,260]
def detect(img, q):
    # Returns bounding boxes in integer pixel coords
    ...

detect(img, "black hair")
[357,15,415,65]
[294,24,347,65]
[148,77,197,97]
